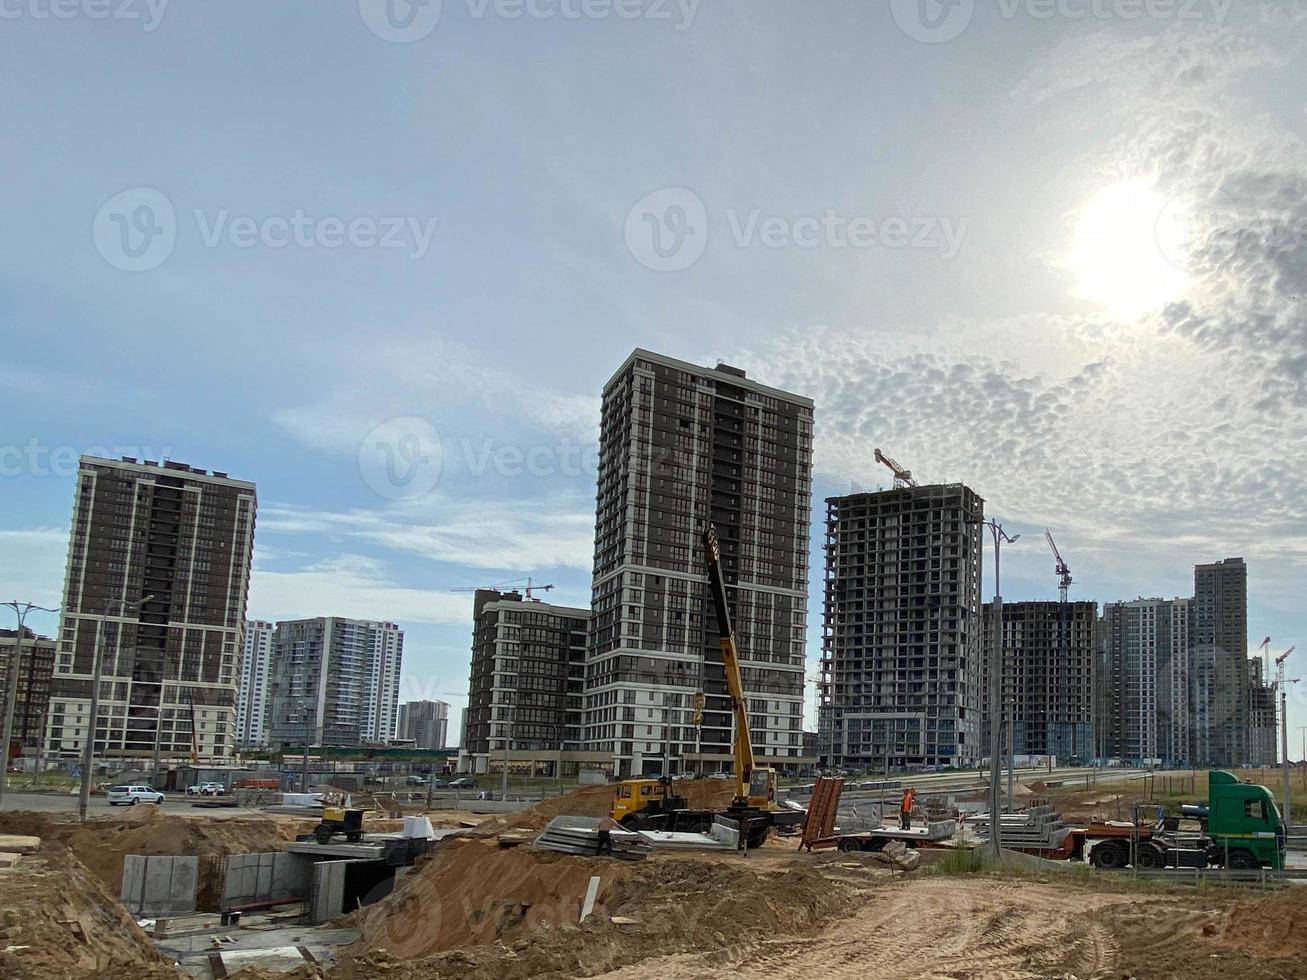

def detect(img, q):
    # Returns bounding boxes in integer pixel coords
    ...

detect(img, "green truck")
[1089,769,1286,870]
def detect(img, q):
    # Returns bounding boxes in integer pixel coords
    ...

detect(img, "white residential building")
[236,620,275,748]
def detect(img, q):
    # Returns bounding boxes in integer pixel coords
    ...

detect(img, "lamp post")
[78,594,153,822]
[0,601,59,807]
[970,518,1020,859]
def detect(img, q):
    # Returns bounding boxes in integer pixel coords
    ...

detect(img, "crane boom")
[702,522,756,804]
[1044,529,1073,603]
[874,448,918,488]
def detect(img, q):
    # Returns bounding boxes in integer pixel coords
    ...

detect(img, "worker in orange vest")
[900,787,917,830]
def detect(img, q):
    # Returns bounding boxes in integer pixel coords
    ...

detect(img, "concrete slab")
[0,851,22,869]
[0,835,41,854]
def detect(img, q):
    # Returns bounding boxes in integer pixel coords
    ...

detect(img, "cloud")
[259,496,596,572]
[272,336,601,456]
[249,554,472,626]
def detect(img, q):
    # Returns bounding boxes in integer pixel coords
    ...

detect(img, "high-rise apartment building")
[397,699,449,750]
[235,620,275,748]
[0,628,57,755]
[1191,558,1248,766]
[45,457,256,762]
[266,618,403,748]
[587,351,814,777]
[1097,598,1190,765]
[1247,661,1278,767]
[463,590,590,775]
[819,483,985,770]
[982,601,1097,760]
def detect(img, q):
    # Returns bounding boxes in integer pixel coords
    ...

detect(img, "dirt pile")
[0,809,311,900]
[1220,887,1307,958]
[329,846,865,980]
[0,841,179,980]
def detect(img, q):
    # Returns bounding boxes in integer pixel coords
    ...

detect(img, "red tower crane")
[873,448,917,488]
[1044,530,1073,603]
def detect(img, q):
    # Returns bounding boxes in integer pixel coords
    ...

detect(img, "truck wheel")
[1090,841,1126,870]
[837,837,861,853]
[1226,850,1259,870]
[314,825,332,845]
[1135,844,1164,869]
[620,815,642,830]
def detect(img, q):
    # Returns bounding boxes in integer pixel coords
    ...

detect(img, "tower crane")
[450,577,554,601]
[873,448,917,488]
[1043,530,1073,603]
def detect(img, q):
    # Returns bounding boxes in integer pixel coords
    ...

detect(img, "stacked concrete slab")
[970,805,1072,851]
[533,817,653,859]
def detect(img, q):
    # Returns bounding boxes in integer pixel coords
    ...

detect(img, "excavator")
[610,523,802,848]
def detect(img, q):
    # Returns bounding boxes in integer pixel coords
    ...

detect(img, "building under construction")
[819,481,985,770]
[982,601,1097,761]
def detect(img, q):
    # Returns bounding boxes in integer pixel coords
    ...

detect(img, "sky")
[1,0,1305,755]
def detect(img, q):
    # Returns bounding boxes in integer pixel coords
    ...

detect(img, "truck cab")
[1206,770,1286,870]
[612,778,688,826]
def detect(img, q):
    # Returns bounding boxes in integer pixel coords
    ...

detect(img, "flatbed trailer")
[809,821,958,853]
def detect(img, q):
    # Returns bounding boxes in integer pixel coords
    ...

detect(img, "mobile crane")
[610,523,802,848]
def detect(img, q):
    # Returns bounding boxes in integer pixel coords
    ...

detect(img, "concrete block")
[0,852,22,869]
[121,855,198,916]
[0,835,41,854]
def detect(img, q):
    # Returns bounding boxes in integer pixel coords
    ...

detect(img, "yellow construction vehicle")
[611,524,800,847]
[313,805,365,844]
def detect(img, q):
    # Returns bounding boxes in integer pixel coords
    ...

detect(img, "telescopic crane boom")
[702,522,756,805]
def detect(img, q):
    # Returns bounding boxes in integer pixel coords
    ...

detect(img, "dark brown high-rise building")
[0,627,57,754]
[45,457,256,762]
[820,484,985,770]
[586,350,814,777]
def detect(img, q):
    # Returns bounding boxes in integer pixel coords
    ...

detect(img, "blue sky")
[2,1,1305,752]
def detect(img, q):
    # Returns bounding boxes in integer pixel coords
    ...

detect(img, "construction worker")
[900,787,917,831]
[597,811,616,856]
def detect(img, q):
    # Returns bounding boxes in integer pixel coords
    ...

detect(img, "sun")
[1066,177,1188,319]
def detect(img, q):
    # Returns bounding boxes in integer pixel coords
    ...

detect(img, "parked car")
[108,784,165,806]
[405,775,427,786]
[186,781,225,796]
[446,776,476,788]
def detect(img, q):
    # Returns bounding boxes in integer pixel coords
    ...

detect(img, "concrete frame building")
[0,627,57,756]
[267,618,403,749]
[45,456,256,762]
[1191,558,1248,767]
[1247,661,1278,767]
[819,483,985,771]
[462,590,595,777]
[397,699,450,750]
[982,601,1097,761]
[235,619,275,749]
[586,350,814,777]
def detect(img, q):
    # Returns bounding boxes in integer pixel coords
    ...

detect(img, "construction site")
[1,764,1306,980]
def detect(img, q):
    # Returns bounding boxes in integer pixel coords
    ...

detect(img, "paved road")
[0,791,266,818]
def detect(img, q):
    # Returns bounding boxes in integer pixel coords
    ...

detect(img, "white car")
[186,782,225,796]
[107,784,165,806]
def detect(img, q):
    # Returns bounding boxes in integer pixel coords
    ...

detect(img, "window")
[1243,799,1267,821]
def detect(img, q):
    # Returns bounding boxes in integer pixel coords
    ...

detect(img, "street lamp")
[0,601,59,807]
[78,594,154,822]
[970,518,1020,860]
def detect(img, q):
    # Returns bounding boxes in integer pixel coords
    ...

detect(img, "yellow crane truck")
[611,523,803,848]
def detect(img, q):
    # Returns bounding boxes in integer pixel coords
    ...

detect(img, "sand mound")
[0,809,311,905]
[332,850,861,980]
[0,840,178,979]
[350,838,632,959]
[1221,887,1307,958]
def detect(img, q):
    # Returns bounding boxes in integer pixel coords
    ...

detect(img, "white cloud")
[249,554,472,626]
[260,496,596,571]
